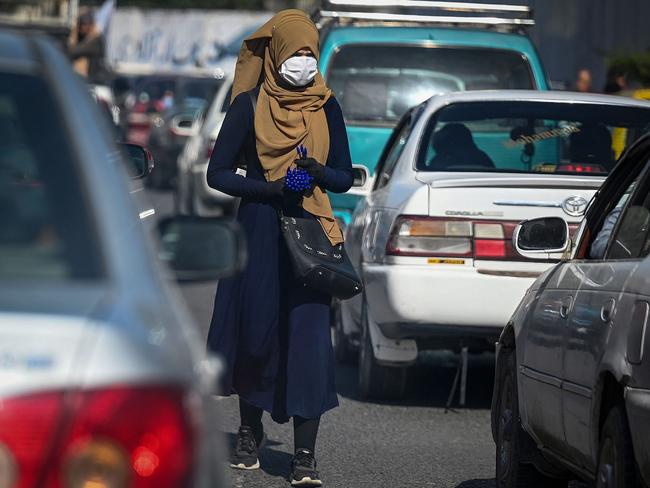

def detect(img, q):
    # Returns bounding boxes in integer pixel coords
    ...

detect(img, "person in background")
[161,89,175,111]
[604,67,627,95]
[205,9,353,487]
[68,10,108,85]
[575,68,593,93]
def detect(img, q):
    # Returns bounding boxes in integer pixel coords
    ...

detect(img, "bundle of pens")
[286,144,313,192]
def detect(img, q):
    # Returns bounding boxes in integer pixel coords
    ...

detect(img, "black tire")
[332,299,357,365]
[596,405,637,488]
[358,301,407,400]
[495,347,568,488]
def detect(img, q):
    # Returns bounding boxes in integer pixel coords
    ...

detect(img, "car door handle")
[601,298,616,323]
[560,296,573,319]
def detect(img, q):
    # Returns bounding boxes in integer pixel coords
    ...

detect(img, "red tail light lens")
[0,386,195,488]
[0,391,64,488]
[474,239,506,258]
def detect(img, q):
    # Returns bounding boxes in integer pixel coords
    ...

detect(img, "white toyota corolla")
[336,90,650,399]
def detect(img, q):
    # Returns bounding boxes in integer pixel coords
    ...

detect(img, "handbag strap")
[235,88,260,171]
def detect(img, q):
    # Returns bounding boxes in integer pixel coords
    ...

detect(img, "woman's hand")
[296,158,325,185]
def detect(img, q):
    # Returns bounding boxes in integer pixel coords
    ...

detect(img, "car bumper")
[362,263,536,336]
[626,386,650,486]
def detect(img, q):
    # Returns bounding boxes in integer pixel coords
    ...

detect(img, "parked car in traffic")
[176,76,237,215]
[315,0,549,227]
[0,30,238,486]
[147,98,206,189]
[339,90,650,399]
[492,132,650,488]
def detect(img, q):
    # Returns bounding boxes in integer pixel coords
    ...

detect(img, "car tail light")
[556,163,606,174]
[0,391,63,488]
[128,112,152,130]
[386,216,522,260]
[386,216,473,257]
[0,386,195,488]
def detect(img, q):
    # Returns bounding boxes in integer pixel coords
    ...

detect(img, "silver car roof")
[424,89,650,109]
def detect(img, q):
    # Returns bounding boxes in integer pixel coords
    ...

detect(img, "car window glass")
[606,165,650,260]
[374,114,412,190]
[417,101,650,176]
[587,177,639,260]
[0,73,103,280]
[327,45,534,125]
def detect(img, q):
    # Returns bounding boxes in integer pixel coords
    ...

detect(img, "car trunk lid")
[420,172,604,267]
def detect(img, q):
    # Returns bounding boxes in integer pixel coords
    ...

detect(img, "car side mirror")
[347,164,374,197]
[513,217,570,257]
[171,115,196,137]
[352,165,369,188]
[157,216,246,281]
[120,143,154,179]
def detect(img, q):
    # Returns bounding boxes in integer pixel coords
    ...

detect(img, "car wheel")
[596,405,637,488]
[495,347,568,488]
[332,299,357,365]
[358,300,407,400]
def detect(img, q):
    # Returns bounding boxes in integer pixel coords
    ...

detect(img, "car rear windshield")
[327,45,534,125]
[416,101,650,176]
[0,73,104,281]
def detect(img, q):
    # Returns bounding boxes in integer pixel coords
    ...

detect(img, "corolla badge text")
[561,196,588,217]
[445,210,504,217]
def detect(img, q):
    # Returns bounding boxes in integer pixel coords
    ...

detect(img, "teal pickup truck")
[317,4,549,225]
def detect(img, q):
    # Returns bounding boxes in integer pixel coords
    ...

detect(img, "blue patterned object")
[286,167,313,192]
[286,144,313,192]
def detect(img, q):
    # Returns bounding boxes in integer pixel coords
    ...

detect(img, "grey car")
[492,133,650,487]
[0,31,241,486]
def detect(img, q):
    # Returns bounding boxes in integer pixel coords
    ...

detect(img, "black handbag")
[279,212,363,300]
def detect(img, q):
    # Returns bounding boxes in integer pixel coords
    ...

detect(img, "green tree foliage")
[608,51,650,85]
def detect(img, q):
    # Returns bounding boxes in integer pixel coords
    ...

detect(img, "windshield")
[416,101,650,175]
[327,45,534,125]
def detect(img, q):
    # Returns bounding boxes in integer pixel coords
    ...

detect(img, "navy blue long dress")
[206,90,353,423]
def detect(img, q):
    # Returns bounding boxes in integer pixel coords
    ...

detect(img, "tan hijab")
[231,10,343,245]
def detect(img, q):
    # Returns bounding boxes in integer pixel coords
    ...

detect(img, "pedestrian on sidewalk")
[205,9,353,487]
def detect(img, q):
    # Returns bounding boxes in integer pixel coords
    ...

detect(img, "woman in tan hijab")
[206,10,353,486]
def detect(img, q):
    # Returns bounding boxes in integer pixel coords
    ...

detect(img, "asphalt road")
[148,188,587,488]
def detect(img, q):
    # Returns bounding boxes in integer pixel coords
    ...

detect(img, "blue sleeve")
[321,98,353,194]
[206,92,273,199]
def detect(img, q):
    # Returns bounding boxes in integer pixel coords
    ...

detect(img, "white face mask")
[279,55,318,87]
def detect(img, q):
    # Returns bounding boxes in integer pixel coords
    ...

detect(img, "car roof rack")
[313,0,534,33]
